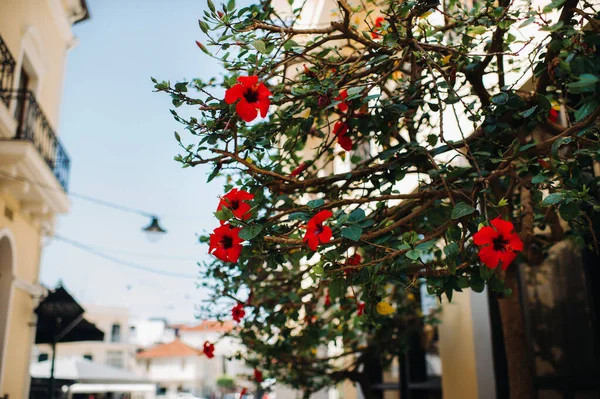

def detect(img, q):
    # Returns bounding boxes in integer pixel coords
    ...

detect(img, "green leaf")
[252,40,269,54]
[452,202,476,219]
[541,21,564,32]
[329,279,345,299]
[283,40,300,51]
[491,92,509,105]
[444,242,459,257]
[541,192,564,206]
[406,249,422,260]
[207,0,216,12]
[559,201,579,221]
[566,74,598,93]
[214,208,233,221]
[347,208,366,223]
[238,224,263,240]
[341,226,362,241]
[227,0,235,11]
[312,265,325,276]
[519,105,538,118]
[551,136,573,160]
[574,101,599,121]
[307,199,324,209]
[532,174,548,184]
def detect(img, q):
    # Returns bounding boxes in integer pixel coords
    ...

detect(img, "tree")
[155,0,600,397]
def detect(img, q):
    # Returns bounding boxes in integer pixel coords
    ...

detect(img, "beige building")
[0,1,89,398]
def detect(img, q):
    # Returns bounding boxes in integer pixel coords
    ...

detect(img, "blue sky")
[41,0,235,322]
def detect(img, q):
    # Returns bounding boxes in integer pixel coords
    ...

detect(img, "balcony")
[0,90,71,192]
[0,35,70,218]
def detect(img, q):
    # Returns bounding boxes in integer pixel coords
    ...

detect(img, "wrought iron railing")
[0,89,70,192]
[0,36,15,107]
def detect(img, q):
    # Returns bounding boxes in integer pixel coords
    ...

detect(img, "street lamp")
[142,216,167,242]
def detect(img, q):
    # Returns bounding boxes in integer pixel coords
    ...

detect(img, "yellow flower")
[376,301,394,315]
[441,54,452,65]
[407,292,415,302]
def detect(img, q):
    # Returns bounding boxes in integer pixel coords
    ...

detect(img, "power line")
[0,171,156,217]
[53,234,199,279]
[86,245,200,261]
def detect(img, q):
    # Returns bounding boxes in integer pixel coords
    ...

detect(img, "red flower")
[324,291,331,307]
[232,303,246,322]
[473,218,524,270]
[239,388,248,396]
[218,188,254,222]
[346,254,362,266]
[303,64,317,78]
[357,302,365,316]
[291,163,308,177]
[254,368,263,383]
[548,108,559,124]
[333,121,353,151]
[371,17,385,39]
[203,341,215,358]
[224,76,272,122]
[209,224,243,263]
[303,210,333,251]
[335,89,349,112]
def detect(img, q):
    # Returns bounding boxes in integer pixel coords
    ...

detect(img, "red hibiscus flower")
[239,388,248,396]
[473,217,524,270]
[548,108,559,124]
[291,162,308,177]
[224,75,272,122]
[333,121,353,151]
[371,17,385,39]
[203,341,215,358]
[324,291,331,307]
[218,188,254,222]
[303,210,333,251]
[254,368,263,383]
[232,303,246,322]
[209,224,243,263]
[335,89,349,112]
[357,302,365,316]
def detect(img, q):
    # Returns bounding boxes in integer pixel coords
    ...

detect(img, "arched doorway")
[0,228,16,390]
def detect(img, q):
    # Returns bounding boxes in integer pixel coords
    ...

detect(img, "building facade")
[35,304,138,372]
[0,1,88,398]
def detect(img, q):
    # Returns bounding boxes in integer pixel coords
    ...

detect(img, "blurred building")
[35,304,138,372]
[0,1,89,398]
[133,319,252,398]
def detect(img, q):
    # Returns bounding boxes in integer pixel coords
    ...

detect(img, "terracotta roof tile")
[136,339,203,359]
[178,320,235,333]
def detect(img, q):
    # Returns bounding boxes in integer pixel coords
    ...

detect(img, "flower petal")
[314,210,333,223]
[508,233,524,251]
[304,233,319,251]
[234,202,252,220]
[258,98,270,118]
[236,99,258,122]
[473,226,498,246]
[235,189,254,201]
[478,245,501,269]
[224,84,245,104]
[227,245,242,263]
[491,217,514,237]
[318,226,333,243]
[256,82,272,98]
[338,135,353,151]
[237,75,258,87]
[499,250,517,270]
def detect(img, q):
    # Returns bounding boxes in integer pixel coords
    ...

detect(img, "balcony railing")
[0,89,70,192]
[0,36,15,107]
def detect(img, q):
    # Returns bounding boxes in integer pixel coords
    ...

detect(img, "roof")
[136,339,203,359]
[30,357,148,383]
[178,320,235,333]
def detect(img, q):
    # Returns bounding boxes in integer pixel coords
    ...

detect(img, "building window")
[38,353,48,362]
[111,323,121,342]
[106,350,124,369]
[83,353,93,361]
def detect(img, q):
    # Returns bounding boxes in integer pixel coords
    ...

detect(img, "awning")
[67,383,155,393]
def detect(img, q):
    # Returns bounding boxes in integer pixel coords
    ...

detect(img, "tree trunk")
[497,266,535,399]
